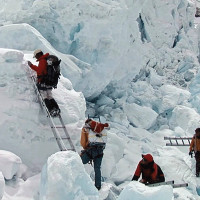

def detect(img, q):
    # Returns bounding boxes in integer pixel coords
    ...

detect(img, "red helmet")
[142,154,154,162]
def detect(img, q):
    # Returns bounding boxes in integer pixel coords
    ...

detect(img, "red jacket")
[30,53,49,82]
[132,160,165,184]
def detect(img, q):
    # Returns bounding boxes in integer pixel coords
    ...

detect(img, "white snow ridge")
[0,0,200,200]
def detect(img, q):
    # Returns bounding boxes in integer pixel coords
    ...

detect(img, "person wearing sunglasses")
[132,154,165,184]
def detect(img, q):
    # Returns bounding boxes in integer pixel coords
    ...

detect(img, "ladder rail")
[31,75,67,151]
[164,137,193,147]
[58,115,76,151]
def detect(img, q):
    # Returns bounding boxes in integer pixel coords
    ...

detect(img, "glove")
[189,151,192,156]
[27,61,32,66]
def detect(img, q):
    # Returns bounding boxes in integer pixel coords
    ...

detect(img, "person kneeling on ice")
[28,49,60,117]
[189,128,200,177]
[80,119,109,190]
[132,154,165,184]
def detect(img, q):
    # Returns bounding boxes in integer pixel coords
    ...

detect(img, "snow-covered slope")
[0,0,200,199]
[0,47,85,169]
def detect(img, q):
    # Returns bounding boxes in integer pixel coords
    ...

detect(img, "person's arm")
[132,162,142,181]
[80,128,89,149]
[28,61,38,72]
[28,59,47,76]
[189,137,195,152]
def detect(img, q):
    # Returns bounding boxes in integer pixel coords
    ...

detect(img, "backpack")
[44,55,61,88]
[89,120,109,134]
[85,119,109,144]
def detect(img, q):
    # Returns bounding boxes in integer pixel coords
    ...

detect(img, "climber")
[132,154,165,184]
[28,49,60,117]
[80,118,109,190]
[189,128,200,177]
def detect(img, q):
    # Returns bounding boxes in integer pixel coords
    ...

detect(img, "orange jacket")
[30,53,49,82]
[80,127,89,149]
[190,134,200,152]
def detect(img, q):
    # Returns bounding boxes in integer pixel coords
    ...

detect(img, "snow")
[0,47,86,169]
[169,105,200,134]
[157,85,191,113]
[0,0,200,199]
[0,173,5,199]
[123,103,158,129]
[40,151,99,200]
[118,181,173,200]
[0,150,22,180]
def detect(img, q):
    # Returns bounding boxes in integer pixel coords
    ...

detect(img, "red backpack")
[89,120,109,134]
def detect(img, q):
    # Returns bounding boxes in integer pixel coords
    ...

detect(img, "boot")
[50,98,59,109]
[49,98,60,117]
[44,98,54,112]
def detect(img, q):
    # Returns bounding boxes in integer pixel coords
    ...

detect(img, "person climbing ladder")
[28,49,60,117]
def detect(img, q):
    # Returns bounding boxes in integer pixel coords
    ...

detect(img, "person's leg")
[44,89,60,116]
[80,151,91,164]
[195,152,200,177]
[40,90,53,112]
[93,155,103,190]
[43,98,53,112]
[39,90,47,100]
[49,98,60,116]
[46,89,53,100]
[50,98,59,110]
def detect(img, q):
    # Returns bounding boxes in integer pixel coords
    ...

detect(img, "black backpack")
[44,55,61,88]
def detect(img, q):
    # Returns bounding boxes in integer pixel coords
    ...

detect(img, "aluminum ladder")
[28,71,76,152]
[164,137,192,146]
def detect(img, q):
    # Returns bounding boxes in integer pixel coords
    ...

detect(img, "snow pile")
[118,181,173,200]
[157,85,191,113]
[0,150,22,180]
[40,151,99,200]
[169,105,200,135]
[0,172,5,199]
[123,103,158,129]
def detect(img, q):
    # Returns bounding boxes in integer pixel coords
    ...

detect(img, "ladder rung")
[67,149,76,151]
[164,137,192,140]
[61,137,70,140]
[55,137,70,140]
[51,126,65,129]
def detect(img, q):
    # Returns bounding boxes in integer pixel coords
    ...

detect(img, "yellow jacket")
[190,135,200,152]
[80,127,89,149]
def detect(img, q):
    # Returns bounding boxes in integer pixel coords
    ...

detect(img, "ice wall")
[0,0,198,99]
